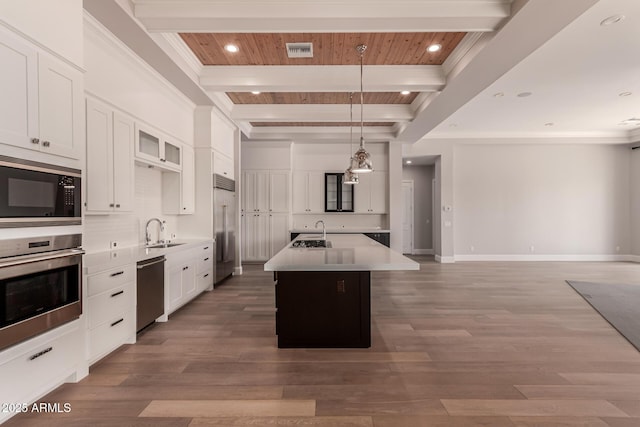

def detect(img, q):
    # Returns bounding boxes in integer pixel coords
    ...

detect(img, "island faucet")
[315,220,326,241]
[145,218,165,245]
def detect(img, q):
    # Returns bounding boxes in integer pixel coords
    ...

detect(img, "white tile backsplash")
[292,214,387,231]
[84,165,179,252]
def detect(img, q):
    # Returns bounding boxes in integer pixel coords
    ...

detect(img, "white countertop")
[264,233,419,272]
[83,238,213,275]
[290,228,390,233]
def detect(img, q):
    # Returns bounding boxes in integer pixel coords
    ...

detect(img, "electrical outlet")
[110,241,118,249]
[616,246,620,253]
[470,245,475,252]
[171,233,176,239]
[529,245,535,252]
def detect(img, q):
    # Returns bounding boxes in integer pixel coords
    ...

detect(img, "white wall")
[402,164,435,251]
[454,143,630,259]
[632,147,640,257]
[242,141,292,170]
[0,0,83,67]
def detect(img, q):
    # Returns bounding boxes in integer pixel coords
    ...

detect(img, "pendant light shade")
[352,44,373,173]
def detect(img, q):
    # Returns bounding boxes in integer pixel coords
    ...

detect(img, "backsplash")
[83,166,179,252]
[291,214,387,231]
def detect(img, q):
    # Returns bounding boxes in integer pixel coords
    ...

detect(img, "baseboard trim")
[234,266,243,275]
[454,254,633,262]
[628,255,640,263]
[435,255,455,263]
[413,249,434,255]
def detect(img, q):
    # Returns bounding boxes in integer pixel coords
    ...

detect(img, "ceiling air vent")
[286,42,313,58]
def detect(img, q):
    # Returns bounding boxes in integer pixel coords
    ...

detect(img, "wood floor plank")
[139,400,316,417]
[508,416,610,426]
[189,416,373,426]
[372,415,516,426]
[441,399,629,417]
[515,385,640,400]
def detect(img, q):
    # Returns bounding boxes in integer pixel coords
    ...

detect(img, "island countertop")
[264,233,420,272]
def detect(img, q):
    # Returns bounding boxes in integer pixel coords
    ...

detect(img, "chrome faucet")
[145,218,165,245]
[315,220,326,241]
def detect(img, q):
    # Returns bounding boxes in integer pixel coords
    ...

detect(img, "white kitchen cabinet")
[355,171,388,213]
[269,171,290,213]
[213,150,234,180]
[0,321,84,424]
[0,29,82,160]
[242,212,270,262]
[165,242,212,314]
[269,213,290,256]
[292,171,324,213]
[162,145,195,215]
[243,170,270,213]
[86,98,134,213]
[135,122,182,171]
[86,264,136,365]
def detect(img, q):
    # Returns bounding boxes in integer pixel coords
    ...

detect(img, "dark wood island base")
[274,271,371,348]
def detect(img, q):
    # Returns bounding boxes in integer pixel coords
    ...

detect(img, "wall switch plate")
[110,241,118,249]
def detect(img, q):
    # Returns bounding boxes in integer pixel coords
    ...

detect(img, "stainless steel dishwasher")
[136,256,165,332]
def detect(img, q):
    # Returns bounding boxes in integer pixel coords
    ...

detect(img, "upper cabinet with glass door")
[134,122,182,171]
[325,173,354,212]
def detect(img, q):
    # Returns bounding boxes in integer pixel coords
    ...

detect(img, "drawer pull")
[111,318,124,327]
[183,266,189,271]
[204,257,209,261]
[110,271,124,277]
[204,246,209,250]
[111,290,124,298]
[204,273,209,278]
[29,347,53,361]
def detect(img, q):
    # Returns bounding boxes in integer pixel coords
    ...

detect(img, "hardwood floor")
[5,258,640,426]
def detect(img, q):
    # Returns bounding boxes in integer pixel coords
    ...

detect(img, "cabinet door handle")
[111,290,124,298]
[109,203,115,207]
[116,204,121,208]
[204,273,209,278]
[42,140,50,147]
[29,346,53,361]
[204,257,209,261]
[204,246,209,250]
[110,271,124,277]
[111,318,124,327]
[183,266,189,270]
[31,138,40,144]
[183,207,186,210]
[160,158,166,162]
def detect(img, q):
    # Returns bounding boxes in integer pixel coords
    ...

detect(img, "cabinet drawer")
[87,265,135,297]
[0,322,81,405]
[88,311,133,362]
[197,269,214,292]
[87,282,134,330]
[197,251,214,274]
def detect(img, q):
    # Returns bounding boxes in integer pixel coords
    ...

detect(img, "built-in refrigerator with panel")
[213,174,236,284]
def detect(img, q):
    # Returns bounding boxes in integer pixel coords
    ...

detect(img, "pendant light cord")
[349,92,353,156]
[359,46,364,146]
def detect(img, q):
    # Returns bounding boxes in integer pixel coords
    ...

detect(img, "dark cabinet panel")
[324,173,354,212]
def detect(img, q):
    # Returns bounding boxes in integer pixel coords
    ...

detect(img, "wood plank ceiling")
[180,32,466,131]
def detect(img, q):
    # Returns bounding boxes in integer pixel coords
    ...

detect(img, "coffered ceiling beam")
[132,0,511,32]
[231,104,413,122]
[200,65,445,93]
[247,125,396,142]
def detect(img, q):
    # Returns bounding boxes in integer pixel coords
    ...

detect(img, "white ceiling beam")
[248,125,396,142]
[231,104,413,122]
[132,0,511,32]
[201,65,445,93]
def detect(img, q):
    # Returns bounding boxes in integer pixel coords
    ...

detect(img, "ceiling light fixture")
[344,92,359,185]
[600,14,625,26]
[405,160,412,164]
[517,92,532,98]
[493,92,505,98]
[619,91,632,97]
[427,43,441,53]
[251,91,261,95]
[400,90,411,95]
[224,44,239,53]
[351,44,373,174]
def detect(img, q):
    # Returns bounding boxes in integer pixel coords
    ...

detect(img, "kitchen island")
[264,234,419,348]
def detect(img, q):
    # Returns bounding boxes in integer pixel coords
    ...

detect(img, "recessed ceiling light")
[405,160,412,164]
[620,117,640,126]
[224,44,239,53]
[517,92,533,98]
[544,122,554,127]
[493,92,505,98]
[600,14,625,26]
[400,90,411,95]
[251,91,261,95]
[427,43,441,53]
[619,91,632,97]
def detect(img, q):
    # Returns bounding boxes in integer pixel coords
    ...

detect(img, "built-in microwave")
[0,155,81,228]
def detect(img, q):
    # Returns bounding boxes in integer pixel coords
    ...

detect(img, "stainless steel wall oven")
[0,155,81,228]
[0,234,83,351]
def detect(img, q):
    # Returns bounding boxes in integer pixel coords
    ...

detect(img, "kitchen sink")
[145,242,184,249]
[291,240,332,248]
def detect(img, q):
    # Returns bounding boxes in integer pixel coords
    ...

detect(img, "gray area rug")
[566,280,640,352]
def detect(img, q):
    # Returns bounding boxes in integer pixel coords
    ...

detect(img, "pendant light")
[351,44,373,174]
[343,92,359,185]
